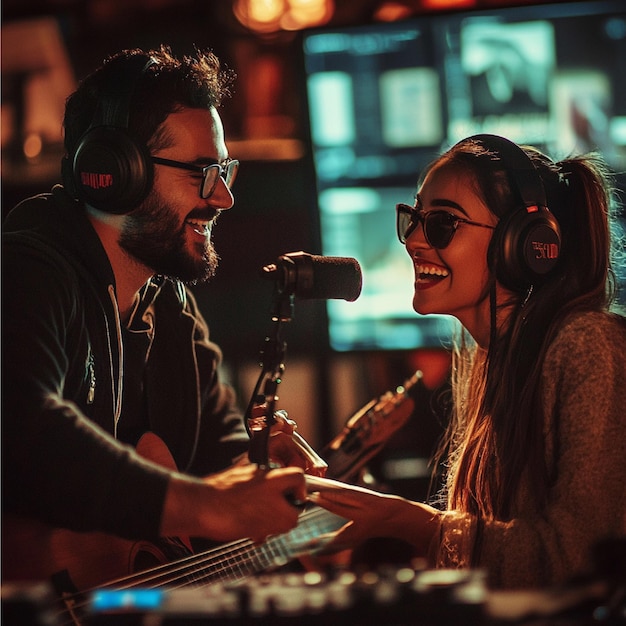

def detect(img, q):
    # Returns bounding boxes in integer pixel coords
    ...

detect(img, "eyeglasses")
[151,156,239,199]
[396,203,495,249]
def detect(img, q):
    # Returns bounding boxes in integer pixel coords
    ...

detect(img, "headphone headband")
[92,55,156,129]
[469,133,548,212]
[464,134,561,291]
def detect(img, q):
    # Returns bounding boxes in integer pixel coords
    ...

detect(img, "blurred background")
[3,0,625,502]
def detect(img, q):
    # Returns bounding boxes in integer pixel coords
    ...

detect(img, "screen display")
[302,1,626,351]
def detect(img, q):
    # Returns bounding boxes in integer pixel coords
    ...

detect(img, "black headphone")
[469,134,561,291]
[63,54,157,215]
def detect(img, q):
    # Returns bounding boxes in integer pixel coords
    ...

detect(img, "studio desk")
[3,556,624,626]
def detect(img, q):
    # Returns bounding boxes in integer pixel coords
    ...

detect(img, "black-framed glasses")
[396,203,495,248]
[151,156,239,199]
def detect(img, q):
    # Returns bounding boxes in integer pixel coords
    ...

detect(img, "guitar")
[322,370,423,480]
[2,372,422,624]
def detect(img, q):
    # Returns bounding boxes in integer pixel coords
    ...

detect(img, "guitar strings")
[54,506,337,626]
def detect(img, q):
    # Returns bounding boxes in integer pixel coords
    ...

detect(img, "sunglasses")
[396,203,495,249]
[151,156,239,199]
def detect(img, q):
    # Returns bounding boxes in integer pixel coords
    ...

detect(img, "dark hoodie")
[2,185,248,540]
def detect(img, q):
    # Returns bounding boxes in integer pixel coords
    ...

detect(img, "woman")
[309,134,626,589]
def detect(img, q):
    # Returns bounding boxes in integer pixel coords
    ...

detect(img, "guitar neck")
[142,506,347,587]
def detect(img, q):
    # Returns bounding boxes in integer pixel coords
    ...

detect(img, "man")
[2,46,308,586]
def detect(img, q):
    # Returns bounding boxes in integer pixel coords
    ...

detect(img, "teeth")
[417,264,449,278]
[187,219,210,236]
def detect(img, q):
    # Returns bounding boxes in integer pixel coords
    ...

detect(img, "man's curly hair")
[63,45,235,156]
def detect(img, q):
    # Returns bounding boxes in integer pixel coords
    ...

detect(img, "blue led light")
[91,588,164,611]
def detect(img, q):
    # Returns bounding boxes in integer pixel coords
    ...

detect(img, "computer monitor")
[302,0,626,351]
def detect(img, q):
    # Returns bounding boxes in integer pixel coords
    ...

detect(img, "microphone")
[262,251,362,301]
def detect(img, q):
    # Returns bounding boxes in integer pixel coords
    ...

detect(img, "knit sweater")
[436,310,626,589]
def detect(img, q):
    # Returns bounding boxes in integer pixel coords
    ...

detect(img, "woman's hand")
[306,476,442,559]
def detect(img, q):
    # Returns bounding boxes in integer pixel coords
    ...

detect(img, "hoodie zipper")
[107,284,124,438]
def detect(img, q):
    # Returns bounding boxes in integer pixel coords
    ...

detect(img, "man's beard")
[119,189,219,284]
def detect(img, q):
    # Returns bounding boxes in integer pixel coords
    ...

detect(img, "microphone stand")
[245,285,294,468]
[245,282,328,476]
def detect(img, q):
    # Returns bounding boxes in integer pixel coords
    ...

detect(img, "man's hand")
[161,464,307,544]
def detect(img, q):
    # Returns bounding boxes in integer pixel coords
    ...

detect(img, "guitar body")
[2,433,190,591]
[2,517,170,591]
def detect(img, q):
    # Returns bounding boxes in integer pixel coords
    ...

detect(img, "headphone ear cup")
[490,208,561,291]
[71,125,153,215]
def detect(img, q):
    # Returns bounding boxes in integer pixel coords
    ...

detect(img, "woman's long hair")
[431,138,619,521]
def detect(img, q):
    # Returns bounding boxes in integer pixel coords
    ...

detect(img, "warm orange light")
[374,2,413,22]
[234,0,334,33]
[233,0,285,33]
[421,0,476,9]
[282,0,334,31]
[23,133,43,160]
[249,0,284,24]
